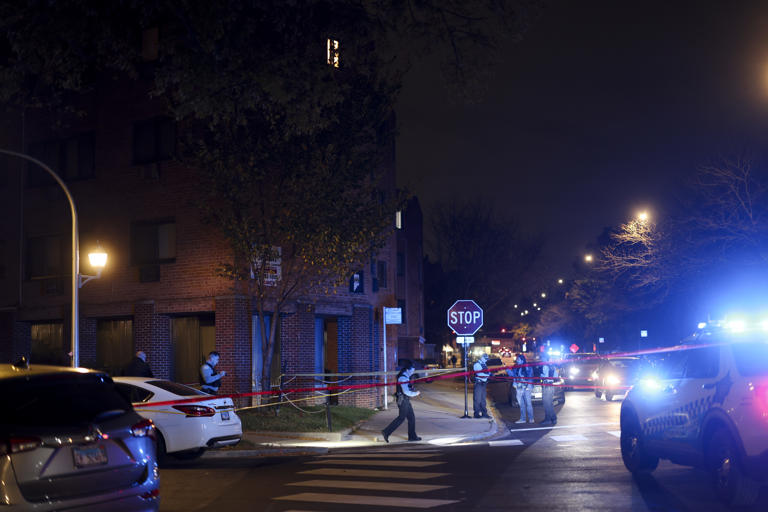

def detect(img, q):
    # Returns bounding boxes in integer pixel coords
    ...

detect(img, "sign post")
[447,300,483,419]
[382,307,402,410]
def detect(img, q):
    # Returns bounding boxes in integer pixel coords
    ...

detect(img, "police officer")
[382,360,421,442]
[473,352,491,418]
[200,351,227,394]
[540,352,559,425]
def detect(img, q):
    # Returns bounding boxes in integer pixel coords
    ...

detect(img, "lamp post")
[0,148,106,367]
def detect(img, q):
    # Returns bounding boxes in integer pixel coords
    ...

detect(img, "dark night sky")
[396,0,768,279]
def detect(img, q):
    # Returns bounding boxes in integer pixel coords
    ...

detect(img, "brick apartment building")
[0,80,425,408]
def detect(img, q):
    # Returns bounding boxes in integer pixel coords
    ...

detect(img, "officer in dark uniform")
[381,360,422,442]
[200,351,227,394]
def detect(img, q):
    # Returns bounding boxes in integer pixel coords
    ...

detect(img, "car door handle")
[702,382,715,390]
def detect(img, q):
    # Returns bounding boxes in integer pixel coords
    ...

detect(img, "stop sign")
[447,300,484,336]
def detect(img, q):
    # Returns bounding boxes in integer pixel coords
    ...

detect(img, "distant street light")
[540,292,546,298]
[0,148,107,367]
[557,278,564,285]
[584,254,594,263]
[637,211,649,222]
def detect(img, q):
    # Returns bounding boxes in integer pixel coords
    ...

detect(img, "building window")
[131,219,176,282]
[327,38,340,68]
[395,210,402,229]
[26,235,65,279]
[377,260,387,289]
[397,251,405,277]
[397,299,406,323]
[349,270,364,293]
[133,117,175,164]
[27,132,95,187]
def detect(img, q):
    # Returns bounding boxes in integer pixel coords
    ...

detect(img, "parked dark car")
[0,361,160,510]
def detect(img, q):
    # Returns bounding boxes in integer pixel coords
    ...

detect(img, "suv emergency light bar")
[697,318,768,332]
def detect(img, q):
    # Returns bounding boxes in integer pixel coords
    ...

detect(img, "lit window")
[395,210,402,229]
[327,38,340,68]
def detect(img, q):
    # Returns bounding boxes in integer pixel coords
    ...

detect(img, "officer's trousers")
[383,396,418,440]
[473,381,488,417]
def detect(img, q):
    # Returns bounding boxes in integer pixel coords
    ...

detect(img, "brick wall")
[79,317,97,367]
[338,304,380,408]
[215,295,250,407]
[133,301,171,379]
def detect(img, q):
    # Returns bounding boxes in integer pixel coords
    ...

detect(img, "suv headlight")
[606,374,621,386]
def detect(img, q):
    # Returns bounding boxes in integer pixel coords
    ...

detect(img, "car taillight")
[140,488,160,500]
[757,386,768,415]
[0,437,41,455]
[131,418,157,439]
[172,405,216,417]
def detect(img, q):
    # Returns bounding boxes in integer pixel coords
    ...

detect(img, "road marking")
[306,459,444,467]
[510,421,618,433]
[274,492,460,508]
[319,453,439,459]
[550,434,588,442]
[488,439,524,447]
[607,430,621,438]
[286,479,450,492]
[299,468,449,480]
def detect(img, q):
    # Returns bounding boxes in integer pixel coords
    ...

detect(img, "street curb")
[202,446,329,458]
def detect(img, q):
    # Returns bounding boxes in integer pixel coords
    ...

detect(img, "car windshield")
[1,373,130,427]
[147,380,207,396]
[731,341,768,377]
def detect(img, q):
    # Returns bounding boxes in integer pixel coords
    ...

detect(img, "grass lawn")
[238,403,377,432]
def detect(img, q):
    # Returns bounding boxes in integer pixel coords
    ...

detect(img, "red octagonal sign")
[447,300,484,336]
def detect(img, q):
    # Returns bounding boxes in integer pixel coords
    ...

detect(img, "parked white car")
[113,377,242,459]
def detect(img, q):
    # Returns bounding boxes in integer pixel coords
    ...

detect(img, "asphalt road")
[159,388,768,511]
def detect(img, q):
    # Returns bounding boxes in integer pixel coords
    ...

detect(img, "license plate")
[221,411,230,421]
[73,445,108,468]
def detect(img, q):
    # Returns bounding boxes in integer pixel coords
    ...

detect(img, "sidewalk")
[204,376,502,458]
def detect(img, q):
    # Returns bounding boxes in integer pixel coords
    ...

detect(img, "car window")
[1,373,131,427]
[684,345,719,379]
[147,380,207,396]
[656,349,688,379]
[116,383,155,403]
[731,342,768,377]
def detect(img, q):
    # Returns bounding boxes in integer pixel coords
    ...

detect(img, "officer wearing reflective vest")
[381,360,421,442]
[473,352,491,418]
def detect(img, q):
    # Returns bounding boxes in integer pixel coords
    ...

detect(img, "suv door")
[650,345,720,461]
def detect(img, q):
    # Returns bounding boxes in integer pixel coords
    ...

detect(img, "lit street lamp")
[557,278,564,284]
[637,211,649,222]
[0,148,107,367]
[584,254,593,263]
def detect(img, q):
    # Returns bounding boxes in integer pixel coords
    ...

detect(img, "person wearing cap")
[381,360,421,442]
[539,352,559,426]
[473,352,491,418]
[508,353,534,424]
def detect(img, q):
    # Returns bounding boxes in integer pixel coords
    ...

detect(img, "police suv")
[620,321,768,506]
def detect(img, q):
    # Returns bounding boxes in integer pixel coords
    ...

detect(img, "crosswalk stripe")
[286,479,450,492]
[319,453,439,459]
[299,468,449,479]
[488,439,524,447]
[274,492,460,508]
[510,421,618,432]
[550,434,588,442]
[306,459,444,467]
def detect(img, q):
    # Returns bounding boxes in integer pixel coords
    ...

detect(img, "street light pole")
[0,149,82,367]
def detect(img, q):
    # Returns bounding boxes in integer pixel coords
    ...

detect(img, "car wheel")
[620,411,658,475]
[706,427,760,506]
[605,389,613,401]
[595,388,602,399]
